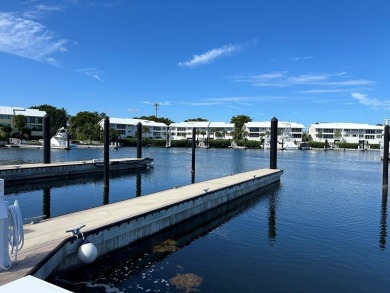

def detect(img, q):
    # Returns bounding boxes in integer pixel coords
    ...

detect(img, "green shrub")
[208,139,231,148]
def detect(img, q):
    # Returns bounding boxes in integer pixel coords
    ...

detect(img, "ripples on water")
[1,147,389,292]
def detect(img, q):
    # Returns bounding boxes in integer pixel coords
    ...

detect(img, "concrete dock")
[0,168,282,287]
[0,157,153,184]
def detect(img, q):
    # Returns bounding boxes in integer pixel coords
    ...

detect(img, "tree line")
[0,104,254,143]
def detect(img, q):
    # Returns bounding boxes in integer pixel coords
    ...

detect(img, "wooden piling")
[43,114,51,164]
[104,116,110,187]
[270,117,278,169]
[383,125,389,188]
[137,122,142,158]
[192,127,196,175]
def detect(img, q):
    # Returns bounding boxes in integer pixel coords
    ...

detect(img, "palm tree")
[209,128,216,139]
[142,126,150,136]
[242,130,249,146]
[334,129,342,142]
[200,131,206,141]
[13,115,27,140]
[196,129,201,141]
[259,133,265,149]
[317,130,323,142]
[0,125,12,144]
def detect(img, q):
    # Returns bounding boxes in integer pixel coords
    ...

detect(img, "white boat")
[278,124,298,150]
[40,127,76,150]
[197,141,209,149]
[228,141,247,149]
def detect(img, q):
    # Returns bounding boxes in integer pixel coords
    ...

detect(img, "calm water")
[1,147,389,292]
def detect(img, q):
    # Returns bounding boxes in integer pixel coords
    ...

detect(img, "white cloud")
[127,108,140,113]
[288,74,329,84]
[351,92,388,109]
[178,44,240,68]
[23,4,64,19]
[0,12,67,63]
[298,89,352,94]
[230,71,374,88]
[77,67,103,81]
[293,56,313,61]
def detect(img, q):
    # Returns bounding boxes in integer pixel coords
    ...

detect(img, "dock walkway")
[0,168,282,286]
[0,157,153,183]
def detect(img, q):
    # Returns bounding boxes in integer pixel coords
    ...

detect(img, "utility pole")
[154,102,160,117]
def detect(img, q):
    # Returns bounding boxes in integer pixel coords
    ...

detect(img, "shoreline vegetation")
[0,138,380,151]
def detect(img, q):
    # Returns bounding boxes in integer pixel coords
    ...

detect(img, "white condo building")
[168,121,234,141]
[243,121,305,141]
[0,106,46,137]
[98,118,168,139]
[307,122,383,144]
[98,117,384,146]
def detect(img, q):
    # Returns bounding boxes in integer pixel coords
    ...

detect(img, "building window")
[27,125,43,131]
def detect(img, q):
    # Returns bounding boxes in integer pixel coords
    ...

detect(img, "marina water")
[1,147,389,292]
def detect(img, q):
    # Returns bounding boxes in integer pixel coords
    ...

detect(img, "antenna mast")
[154,102,160,117]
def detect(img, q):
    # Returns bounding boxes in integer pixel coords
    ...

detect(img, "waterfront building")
[0,106,46,137]
[243,121,305,142]
[98,117,168,139]
[307,122,383,144]
[168,121,234,141]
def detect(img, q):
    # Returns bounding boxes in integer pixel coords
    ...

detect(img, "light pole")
[154,102,160,117]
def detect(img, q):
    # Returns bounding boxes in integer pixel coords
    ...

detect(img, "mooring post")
[103,186,109,205]
[270,117,278,169]
[192,127,196,176]
[380,189,388,249]
[67,132,70,149]
[383,125,389,189]
[104,116,110,188]
[43,114,51,164]
[43,187,51,219]
[136,173,142,197]
[137,122,142,158]
[166,125,170,147]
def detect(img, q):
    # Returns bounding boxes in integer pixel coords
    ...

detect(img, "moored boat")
[298,142,311,150]
[40,127,76,150]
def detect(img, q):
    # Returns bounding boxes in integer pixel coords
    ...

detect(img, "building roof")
[308,122,383,130]
[169,121,234,128]
[101,117,168,127]
[0,106,46,117]
[244,121,305,128]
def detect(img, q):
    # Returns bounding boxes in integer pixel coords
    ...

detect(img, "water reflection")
[12,170,146,220]
[380,189,388,249]
[43,186,51,219]
[268,192,277,241]
[136,173,142,197]
[103,186,109,205]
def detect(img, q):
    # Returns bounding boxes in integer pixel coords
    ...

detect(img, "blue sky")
[0,0,389,128]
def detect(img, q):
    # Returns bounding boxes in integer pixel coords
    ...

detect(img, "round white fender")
[78,239,97,264]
